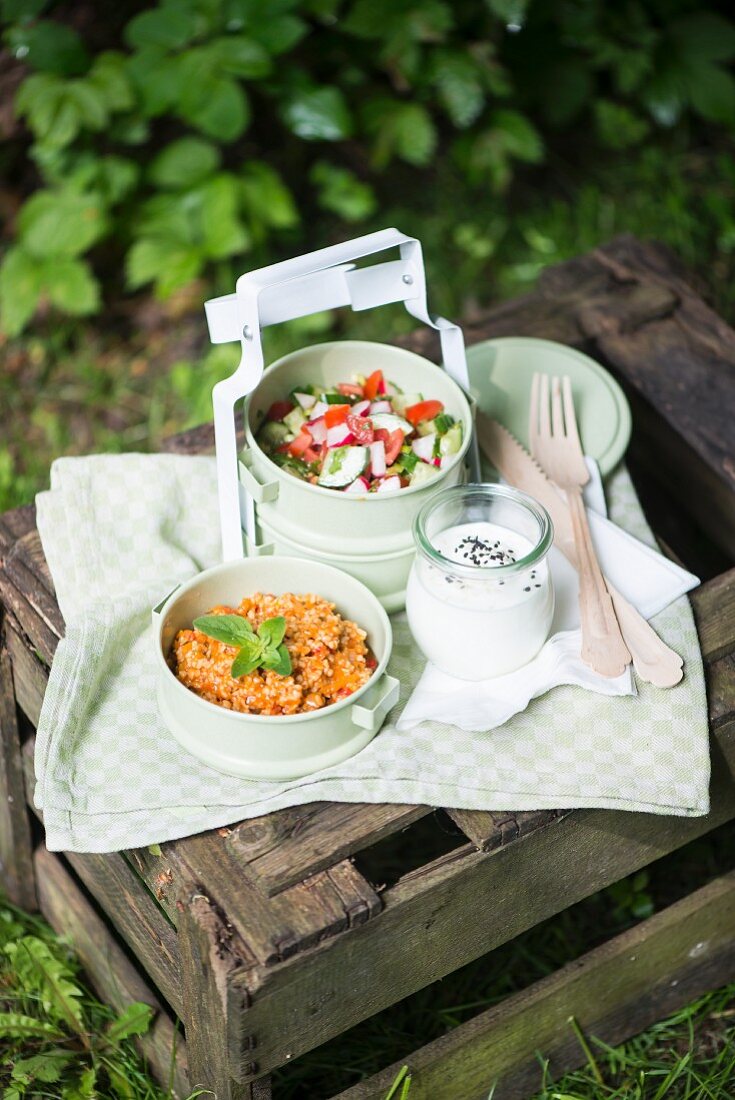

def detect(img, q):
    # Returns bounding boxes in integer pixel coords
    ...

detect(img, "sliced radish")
[369,440,386,478]
[352,399,371,417]
[294,391,317,411]
[412,434,436,463]
[343,476,370,494]
[307,416,327,445]
[327,423,355,447]
[369,400,391,414]
[376,475,401,493]
[310,400,329,420]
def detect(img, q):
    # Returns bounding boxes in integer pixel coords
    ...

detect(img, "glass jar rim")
[413,482,554,578]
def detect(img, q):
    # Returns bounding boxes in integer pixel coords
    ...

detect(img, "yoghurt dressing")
[406,519,554,681]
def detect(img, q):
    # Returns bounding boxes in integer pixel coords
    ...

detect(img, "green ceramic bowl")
[154,556,398,781]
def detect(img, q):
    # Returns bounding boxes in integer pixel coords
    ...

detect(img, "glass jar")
[406,484,555,681]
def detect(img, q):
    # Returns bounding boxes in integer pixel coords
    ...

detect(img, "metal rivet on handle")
[402,274,414,285]
[242,324,253,340]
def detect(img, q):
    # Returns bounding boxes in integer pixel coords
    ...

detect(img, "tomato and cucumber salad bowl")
[240,340,474,612]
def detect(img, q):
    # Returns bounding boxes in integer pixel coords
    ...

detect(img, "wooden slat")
[34,845,189,1099]
[446,809,563,852]
[332,869,735,1100]
[178,885,271,1099]
[0,503,36,556]
[227,803,431,896]
[691,567,735,663]
[236,716,735,1078]
[131,833,382,966]
[20,739,183,1018]
[0,632,36,909]
[5,616,47,726]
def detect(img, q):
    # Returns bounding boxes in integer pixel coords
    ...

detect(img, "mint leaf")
[193,614,255,647]
[231,644,263,678]
[261,644,292,677]
[257,615,286,649]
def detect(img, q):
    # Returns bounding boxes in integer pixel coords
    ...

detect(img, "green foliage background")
[1,0,735,509]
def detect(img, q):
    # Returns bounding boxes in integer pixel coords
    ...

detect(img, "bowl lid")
[466,337,632,477]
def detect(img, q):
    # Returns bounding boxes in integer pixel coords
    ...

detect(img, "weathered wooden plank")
[5,616,47,726]
[0,632,36,909]
[0,503,36,556]
[178,886,270,1099]
[12,528,56,595]
[692,567,735,663]
[228,803,431,896]
[332,869,735,1100]
[236,717,735,1077]
[34,845,190,1099]
[446,810,562,852]
[133,831,383,966]
[0,570,58,665]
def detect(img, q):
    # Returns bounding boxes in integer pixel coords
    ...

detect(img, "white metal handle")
[206,228,475,561]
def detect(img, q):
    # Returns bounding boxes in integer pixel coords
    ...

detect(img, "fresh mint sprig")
[192,614,292,679]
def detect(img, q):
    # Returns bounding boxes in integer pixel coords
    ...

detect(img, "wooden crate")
[1,235,734,1100]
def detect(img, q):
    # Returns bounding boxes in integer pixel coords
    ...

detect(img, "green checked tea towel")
[35,453,709,853]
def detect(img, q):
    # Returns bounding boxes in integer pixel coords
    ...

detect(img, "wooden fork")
[530,373,632,678]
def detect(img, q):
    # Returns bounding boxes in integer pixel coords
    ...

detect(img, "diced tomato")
[267,400,294,422]
[405,399,443,426]
[366,653,377,669]
[374,427,404,465]
[363,370,385,400]
[347,413,374,445]
[337,383,364,397]
[285,427,313,456]
[302,447,322,465]
[324,404,351,428]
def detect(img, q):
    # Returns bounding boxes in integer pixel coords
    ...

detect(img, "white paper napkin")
[398,461,699,732]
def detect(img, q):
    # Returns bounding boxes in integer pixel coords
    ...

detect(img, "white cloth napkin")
[398,461,699,732]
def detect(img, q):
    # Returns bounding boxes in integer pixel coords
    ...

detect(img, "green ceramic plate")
[466,336,632,477]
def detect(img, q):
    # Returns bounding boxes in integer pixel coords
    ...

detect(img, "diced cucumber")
[259,421,291,448]
[433,413,455,434]
[283,406,307,435]
[391,392,423,416]
[439,423,463,456]
[409,462,440,487]
[318,445,369,488]
[371,412,413,434]
[320,392,347,405]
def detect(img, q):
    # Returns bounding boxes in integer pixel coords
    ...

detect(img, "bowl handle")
[239,449,279,504]
[351,674,400,734]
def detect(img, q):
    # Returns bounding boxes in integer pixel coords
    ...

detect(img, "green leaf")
[670,12,735,63]
[197,174,250,258]
[211,35,271,78]
[193,613,256,647]
[257,615,286,649]
[62,1067,97,1100]
[251,13,306,55]
[489,109,543,162]
[45,257,100,316]
[127,49,182,116]
[86,51,134,112]
[240,162,299,229]
[231,644,264,678]
[261,643,292,676]
[687,63,735,125]
[0,1012,64,1040]
[431,50,485,128]
[180,71,250,141]
[105,1002,155,1043]
[18,189,107,258]
[594,101,649,150]
[281,86,353,141]
[150,138,222,190]
[365,99,436,167]
[5,937,85,1034]
[11,1050,72,1085]
[0,248,42,336]
[310,161,376,222]
[125,7,199,51]
[1,0,48,19]
[5,20,90,76]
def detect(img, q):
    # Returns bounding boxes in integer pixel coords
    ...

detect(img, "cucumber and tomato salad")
[256,369,463,493]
